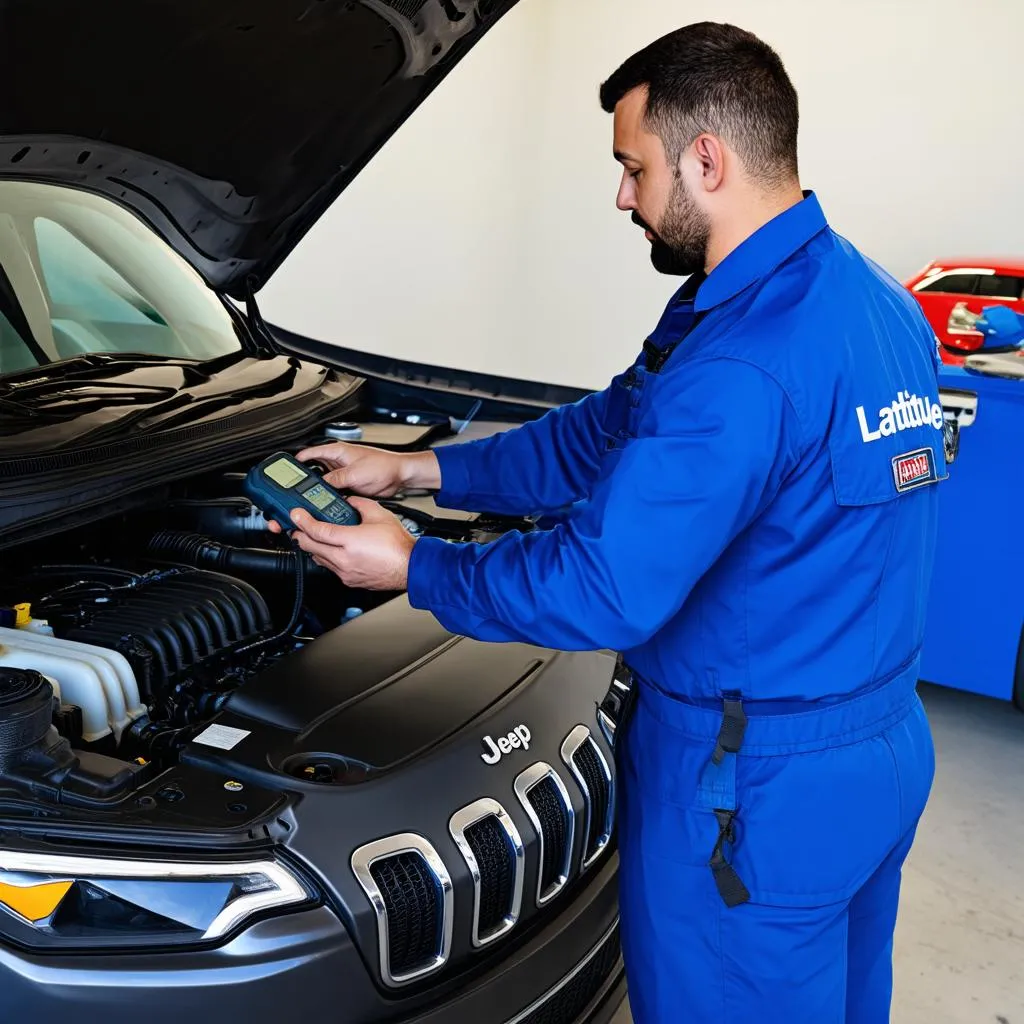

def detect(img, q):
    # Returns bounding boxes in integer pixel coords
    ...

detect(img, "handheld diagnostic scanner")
[244,452,362,531]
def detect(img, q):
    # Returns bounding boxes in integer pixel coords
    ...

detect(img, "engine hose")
[35,565,196,610]
[166,498,276,545]
[147,531,328,579]
[234,541,306,656]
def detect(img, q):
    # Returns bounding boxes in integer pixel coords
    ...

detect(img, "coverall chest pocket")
[828,402,948,507]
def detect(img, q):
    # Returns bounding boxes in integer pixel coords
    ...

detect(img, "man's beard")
[633,176,710,277]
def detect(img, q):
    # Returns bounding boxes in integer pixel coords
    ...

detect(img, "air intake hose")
[0,668,55,769]
[165,498,275,545]
[147,531,328,579]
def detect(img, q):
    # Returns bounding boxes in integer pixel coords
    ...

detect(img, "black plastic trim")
[272,327,592,422]
[504,917,622,1024]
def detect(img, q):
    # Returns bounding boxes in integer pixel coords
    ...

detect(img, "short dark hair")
[600,22,800,186]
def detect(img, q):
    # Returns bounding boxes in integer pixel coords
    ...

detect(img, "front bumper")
[1,851,623,1024]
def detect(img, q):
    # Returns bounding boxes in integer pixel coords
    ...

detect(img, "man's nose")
[616,177,635,212]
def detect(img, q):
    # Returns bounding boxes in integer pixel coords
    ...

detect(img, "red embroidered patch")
[892,448,937,492]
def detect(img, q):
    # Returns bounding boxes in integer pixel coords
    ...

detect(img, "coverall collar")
[694,191,828,313]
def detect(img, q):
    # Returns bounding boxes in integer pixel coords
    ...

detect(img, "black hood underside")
[0,0,518,298]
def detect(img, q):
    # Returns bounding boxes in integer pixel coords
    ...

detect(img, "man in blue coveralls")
[275,23,947,1023]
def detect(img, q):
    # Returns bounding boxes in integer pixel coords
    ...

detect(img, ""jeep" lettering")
[480,725,532,765]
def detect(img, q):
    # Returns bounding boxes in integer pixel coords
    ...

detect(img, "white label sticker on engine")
[192,724,251,750]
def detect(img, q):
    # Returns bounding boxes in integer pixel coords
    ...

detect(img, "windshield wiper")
[15,380,180,403]
[0,352,221,395]
[2,349,249,386]
[0,396,68,421]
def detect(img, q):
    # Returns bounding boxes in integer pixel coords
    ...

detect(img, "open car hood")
[0,0,518,300]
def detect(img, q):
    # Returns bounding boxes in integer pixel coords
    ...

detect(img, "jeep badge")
[480,725,532,765]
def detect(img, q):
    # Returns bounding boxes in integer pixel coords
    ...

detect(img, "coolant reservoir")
[20,619,56,636]
[0,629,145,743]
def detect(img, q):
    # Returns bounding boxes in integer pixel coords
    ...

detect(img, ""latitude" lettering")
[856,390,943,443]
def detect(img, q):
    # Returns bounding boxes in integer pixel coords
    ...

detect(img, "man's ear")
[693,133,726,192]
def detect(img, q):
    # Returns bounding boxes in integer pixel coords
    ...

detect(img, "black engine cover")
[219,596,551,779]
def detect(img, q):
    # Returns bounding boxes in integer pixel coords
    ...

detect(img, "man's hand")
[289,498,416,591]
[295,441,440,499]
[266,441,442,536]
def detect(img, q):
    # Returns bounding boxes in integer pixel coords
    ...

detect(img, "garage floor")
[612,683,1024,1023]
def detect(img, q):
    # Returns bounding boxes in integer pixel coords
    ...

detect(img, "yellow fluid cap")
[13,603,31,627]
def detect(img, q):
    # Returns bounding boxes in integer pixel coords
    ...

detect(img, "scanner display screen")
[264,457,308,490]
[304,484,335,511]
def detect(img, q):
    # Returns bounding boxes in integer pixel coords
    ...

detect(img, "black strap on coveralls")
[618,674,752,909]
[705,696,751,908]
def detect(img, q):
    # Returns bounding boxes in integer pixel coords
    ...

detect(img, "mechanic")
[272,23,945,1024]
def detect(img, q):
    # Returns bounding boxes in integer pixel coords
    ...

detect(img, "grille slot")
[531,780,568,894]
[508,923,623,1024]
[369,853,439,976]
[450,798,524,947]
[351,834,453,987]
[561,726,615,869]
[515,764,575,906]
[574,744,609,859]
[466,818,513,935]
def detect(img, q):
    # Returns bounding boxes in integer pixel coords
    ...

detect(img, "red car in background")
[906,259,1024,364]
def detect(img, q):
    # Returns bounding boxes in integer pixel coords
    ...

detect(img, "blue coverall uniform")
[407,193,943,1022]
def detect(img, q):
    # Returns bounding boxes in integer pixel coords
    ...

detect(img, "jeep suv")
[0,2,627,1021]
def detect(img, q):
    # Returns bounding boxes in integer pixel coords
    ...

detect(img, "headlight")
[0,849,311,950]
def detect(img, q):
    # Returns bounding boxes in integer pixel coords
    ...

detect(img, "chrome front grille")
[449,798,525,947]
[351,834,453,987]
[514,763,575,906]
[561,726,614,869]
[352,729,615,986]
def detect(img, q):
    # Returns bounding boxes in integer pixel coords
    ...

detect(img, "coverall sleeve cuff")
[433,443,475,509]
[407,535,460,613]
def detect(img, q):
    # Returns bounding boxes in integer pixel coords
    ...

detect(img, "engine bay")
[0,417,531,814]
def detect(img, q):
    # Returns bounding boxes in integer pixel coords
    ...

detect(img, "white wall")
[262,0,1024,391]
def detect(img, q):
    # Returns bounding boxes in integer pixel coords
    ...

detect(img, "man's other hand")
[288,498,416,591]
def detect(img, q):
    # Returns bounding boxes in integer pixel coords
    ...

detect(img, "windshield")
[0,180,243,375]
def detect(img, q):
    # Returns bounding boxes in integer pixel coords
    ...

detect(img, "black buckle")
[709,809,751,908]
[643,338,669,373]
[711,697,747,765]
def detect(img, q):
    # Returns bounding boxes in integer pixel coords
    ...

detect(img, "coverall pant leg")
[618,675,935,1024]
[845,823,919,1023]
